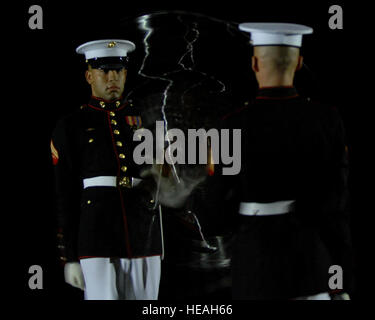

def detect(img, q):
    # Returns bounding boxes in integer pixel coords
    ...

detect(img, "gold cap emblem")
[107,41,117,48]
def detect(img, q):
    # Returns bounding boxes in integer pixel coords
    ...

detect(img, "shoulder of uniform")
[307,98,339,114]
[123,100,142,116]
[305,98,344,129]
[54,107,83,131]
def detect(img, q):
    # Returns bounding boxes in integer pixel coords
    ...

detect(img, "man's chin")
[105,91,122,101]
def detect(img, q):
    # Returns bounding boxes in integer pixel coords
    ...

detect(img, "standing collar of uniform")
[87,95,129,111]
[256,86,299,100]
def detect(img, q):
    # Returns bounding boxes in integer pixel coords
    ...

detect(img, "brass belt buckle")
[118,176,133,188]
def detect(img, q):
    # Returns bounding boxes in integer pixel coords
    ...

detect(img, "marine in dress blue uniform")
[51,40,163,299]
[226,23,354,300]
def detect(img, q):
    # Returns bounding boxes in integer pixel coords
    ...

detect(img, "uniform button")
[119,153,125,159]
[111,120,117,125]
[109,111,115,117]
[116,101,121,107]
[87,200,92,204]
[88,138,94,143]
[121,166,127,172]
[99,101,106,108]
[116,141,123,147]
[114,129,120,135]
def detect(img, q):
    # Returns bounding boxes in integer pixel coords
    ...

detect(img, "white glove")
[64,262,85,291]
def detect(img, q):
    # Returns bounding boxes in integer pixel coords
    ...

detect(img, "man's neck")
[257,73,294,88]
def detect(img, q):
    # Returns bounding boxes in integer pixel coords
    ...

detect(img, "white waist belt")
[83,176,142,189]
[239,200,295,216]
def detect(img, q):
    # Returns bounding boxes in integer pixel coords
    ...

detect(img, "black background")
[9,0,372,306]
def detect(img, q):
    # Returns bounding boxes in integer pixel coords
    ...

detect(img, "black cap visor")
[87,56,129,71]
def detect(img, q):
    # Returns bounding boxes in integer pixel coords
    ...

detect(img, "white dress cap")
[239,23,313,47]
[76,39,136,60]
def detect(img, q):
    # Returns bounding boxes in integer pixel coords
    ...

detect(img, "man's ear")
[296,55,304,71]
[85,69,92,85]
[251,56,259,73]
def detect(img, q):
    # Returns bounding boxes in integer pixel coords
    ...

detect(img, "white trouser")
[80,256,161,300]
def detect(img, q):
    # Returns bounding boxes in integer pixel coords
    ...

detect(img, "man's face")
[85,66,127,101]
